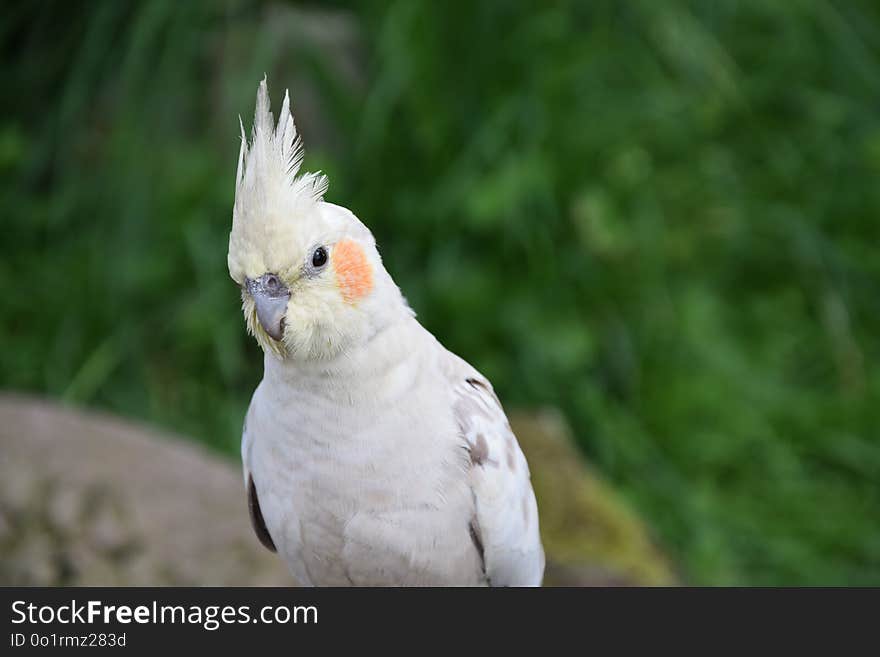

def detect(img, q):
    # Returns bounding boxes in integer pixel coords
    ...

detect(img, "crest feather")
[234,77,328,212]
[236,115,248,188]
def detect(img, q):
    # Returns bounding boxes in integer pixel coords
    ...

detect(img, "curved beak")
[246,274,290,341]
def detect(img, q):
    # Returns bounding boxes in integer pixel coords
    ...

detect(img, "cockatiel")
[228,79,544,586]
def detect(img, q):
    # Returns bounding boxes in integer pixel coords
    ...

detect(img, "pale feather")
[242,312,543,586]
[444,353,545,586]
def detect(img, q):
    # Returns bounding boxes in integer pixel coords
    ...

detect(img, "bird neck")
[262,307,424,404]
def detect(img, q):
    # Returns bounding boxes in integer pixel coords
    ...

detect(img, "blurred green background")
[2,0,879,585]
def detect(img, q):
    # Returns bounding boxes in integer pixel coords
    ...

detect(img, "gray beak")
[246,273,290,341]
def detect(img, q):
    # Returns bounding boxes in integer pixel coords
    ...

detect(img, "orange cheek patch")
[332,239,373,303]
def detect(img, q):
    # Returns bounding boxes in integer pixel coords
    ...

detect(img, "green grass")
[2,0,879,584]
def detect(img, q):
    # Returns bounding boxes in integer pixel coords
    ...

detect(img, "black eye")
[311,246,328,268]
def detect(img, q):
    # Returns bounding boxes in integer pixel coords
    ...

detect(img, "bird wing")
[447,356,545,586]
[241,403,276,553]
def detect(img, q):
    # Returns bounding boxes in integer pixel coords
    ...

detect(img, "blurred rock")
[0,394,676,586]
[0,394,288,586]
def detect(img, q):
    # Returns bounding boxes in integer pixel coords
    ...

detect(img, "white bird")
[228,79,544,586]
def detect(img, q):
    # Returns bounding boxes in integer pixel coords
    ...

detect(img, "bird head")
[228,79,399,360]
